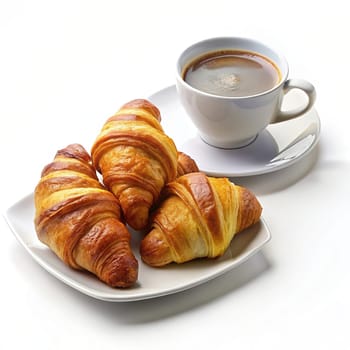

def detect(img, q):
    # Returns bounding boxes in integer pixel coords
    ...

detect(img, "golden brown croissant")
[34,144,138,288]
[140,172,262,266]
[91,99,178,231]
[177,151,199,176]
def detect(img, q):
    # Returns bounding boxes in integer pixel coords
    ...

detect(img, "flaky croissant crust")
[91,99,178,230]
[34,143,138,288]
[177,151,199,176]
[140,172,262,266]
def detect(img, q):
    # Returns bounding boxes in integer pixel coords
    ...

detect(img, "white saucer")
[149,85,321,177]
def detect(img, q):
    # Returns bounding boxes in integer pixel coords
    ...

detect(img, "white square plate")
[4,193,271,302]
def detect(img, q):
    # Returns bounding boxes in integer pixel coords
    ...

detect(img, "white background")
[1,1,349,349]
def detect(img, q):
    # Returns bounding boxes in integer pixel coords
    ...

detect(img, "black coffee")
[182,50,281,97]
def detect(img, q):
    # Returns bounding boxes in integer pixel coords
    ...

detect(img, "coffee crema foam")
[183,50,281,97]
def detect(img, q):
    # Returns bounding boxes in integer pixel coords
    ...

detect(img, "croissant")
[140,172,262,266]
[34,144,138,288]
[177,151,199,176]
[91,99,178,231]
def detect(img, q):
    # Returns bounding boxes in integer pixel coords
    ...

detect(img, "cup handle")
[273,78,316,123]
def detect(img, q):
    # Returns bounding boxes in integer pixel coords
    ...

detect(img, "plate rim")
[4,192,271,302]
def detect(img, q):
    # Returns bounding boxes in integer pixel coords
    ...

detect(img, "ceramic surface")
[4,193,271,302]
[149,85,320,177]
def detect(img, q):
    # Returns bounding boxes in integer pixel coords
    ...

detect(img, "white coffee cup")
[176,37,316,149]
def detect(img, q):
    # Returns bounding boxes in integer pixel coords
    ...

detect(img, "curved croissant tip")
[140,229,172,267]
[237,186,263,230]
[121,99,161,122]
[124,205,150,231]
[102,255,139,288]
[56,144,91,162]
[177,152,199,176]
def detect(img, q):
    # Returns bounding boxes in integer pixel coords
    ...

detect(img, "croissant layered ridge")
[91,99,179,230]
[34,143,138,288]
[140,172,262,266]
